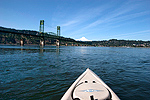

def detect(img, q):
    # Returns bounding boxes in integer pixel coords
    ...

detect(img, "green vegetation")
[86,39,150,47]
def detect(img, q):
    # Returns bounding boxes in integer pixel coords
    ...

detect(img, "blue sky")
[0,0,150,41]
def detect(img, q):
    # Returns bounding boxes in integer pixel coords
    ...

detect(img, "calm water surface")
[0,45,150,100]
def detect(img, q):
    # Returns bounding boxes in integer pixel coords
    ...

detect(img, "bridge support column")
[20,39,24,46]
[56,39,59,46]
[65,43,68,46]
[40,40,45,46]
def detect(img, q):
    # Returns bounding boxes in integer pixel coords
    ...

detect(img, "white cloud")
[76,37,92,41]
[73,4,149,38]
[61,20,78,27]
[113,30,150,37]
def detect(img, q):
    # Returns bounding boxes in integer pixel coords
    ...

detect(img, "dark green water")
[0,45,150,100]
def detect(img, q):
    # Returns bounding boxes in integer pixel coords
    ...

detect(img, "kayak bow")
[61,68,120,100]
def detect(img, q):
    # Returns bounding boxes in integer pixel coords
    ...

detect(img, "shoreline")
[0,43,150,48]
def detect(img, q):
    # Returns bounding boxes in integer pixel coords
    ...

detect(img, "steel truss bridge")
[0,27,88,46]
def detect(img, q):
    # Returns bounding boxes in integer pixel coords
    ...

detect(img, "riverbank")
[1,43,150,48]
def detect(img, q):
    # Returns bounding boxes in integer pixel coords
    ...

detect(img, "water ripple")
[0,45,150,99]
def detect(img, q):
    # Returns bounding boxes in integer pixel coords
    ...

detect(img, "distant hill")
[85,39,150,47]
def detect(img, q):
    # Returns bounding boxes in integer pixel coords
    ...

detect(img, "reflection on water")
[56,46,60,54]
[0,45,150,100]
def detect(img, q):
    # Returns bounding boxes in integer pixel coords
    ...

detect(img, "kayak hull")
[61,68,120,100]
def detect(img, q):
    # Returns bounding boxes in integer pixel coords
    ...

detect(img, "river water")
[0,45,150,100]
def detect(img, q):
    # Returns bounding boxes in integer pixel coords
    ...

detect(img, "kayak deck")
[73,70,111,100]
[61,68,120,100]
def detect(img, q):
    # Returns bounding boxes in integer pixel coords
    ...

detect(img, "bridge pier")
[40,40,45,46]
[65,43,68,46]
[20,39,24,46]
[56,39,59,46]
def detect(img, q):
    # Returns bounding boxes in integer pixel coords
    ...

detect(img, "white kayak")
[61,68,120,100]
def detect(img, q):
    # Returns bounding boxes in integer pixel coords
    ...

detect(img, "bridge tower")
[39,20,45,46]
[39,20,44,33]
[56,26,60,46]
[57,26,60,36]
